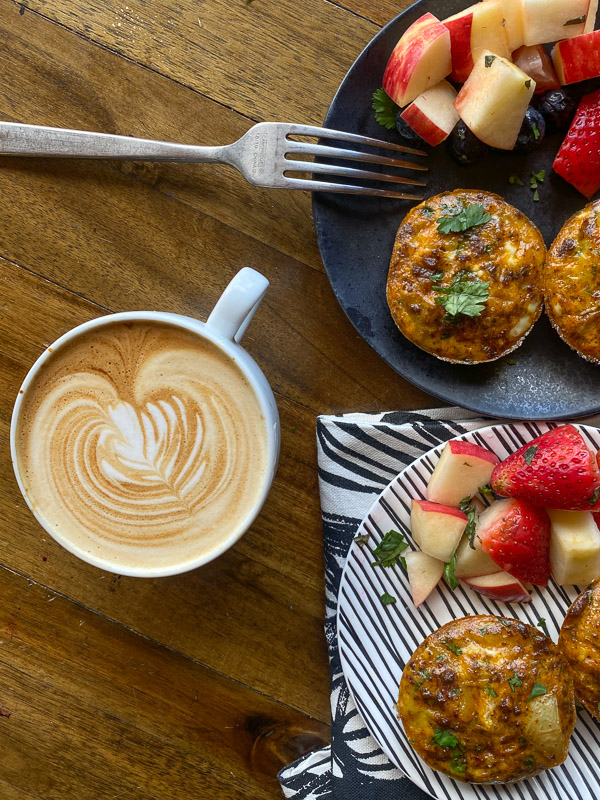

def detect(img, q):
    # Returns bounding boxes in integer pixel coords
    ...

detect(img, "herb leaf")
[508,672,523,692]
[354,533,370,546]
[432,729,459,748]
[372,88,400,130]
[433,271,490,320]
[460,497,478,550]
[371,530,409,568]
[532,122,540,140]
[437,203,492,234]
[527,683,547,701]
[479,484,494,495]
[565,14,586,24]
[445,554,459,590]
[590,486,600,505]
[509,174,525,186]
[380,591,397,606]
[485,55,496,68]
[444,640,462,656]
[485,685,498,697]
[537,618,550,637]
[524,445,538,466]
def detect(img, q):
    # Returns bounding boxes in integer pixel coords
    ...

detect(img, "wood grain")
[0,565,329,798]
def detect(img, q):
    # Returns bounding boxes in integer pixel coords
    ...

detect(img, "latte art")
[15,321,268,570]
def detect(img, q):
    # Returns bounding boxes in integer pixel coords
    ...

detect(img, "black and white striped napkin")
[277,407,499,800]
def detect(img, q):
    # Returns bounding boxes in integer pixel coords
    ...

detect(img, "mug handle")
[205,267,269,343]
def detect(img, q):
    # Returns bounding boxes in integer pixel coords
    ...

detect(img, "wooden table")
[0,0,436,796]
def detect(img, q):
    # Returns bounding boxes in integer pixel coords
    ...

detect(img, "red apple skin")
[552,30,600,85]
[383,12,449,106]
[461,574,531,603]
[400,105,446,146]
[447,439,500,465]
[513,45,561,93]
[444,13,474,83]
[412,499,468,520]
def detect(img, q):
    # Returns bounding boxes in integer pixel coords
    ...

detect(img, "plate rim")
[336,420,600,799]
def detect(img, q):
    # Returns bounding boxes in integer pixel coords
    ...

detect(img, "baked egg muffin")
[386,190,545,364]
[559,577,600,720]
[546,199,600,363]
[398,615,576,783]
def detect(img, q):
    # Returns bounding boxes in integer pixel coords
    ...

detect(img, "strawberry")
[491,424,600,510]
[477,498,550,586]
[554,88,600,198]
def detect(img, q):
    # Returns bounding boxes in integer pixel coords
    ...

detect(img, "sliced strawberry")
[477,498,550,586]
[491,425,600,511]
[554,88,600,198]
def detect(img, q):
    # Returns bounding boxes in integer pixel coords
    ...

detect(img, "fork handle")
[0,121,232,163]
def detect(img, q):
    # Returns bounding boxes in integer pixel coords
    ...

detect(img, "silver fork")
[0,120,427,200]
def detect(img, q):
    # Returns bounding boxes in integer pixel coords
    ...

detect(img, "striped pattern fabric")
[278,409,600,800]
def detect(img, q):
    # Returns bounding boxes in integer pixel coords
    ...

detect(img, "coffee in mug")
[11,269,280,576]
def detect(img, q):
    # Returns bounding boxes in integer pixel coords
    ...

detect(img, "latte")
[14,320,269,571]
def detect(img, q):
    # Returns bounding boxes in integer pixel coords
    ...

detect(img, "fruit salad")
[398,424,600,608]
[374,0,600,195]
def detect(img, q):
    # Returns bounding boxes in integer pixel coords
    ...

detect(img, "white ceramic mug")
[10,267,280,577]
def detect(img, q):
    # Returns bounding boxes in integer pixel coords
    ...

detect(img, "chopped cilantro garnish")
[508,672,523,692]
[372,88,399,130]
[499,619,512,628]
[436,654,446,662]
[532,122,540,140]
[509,174,525,186]
[537,618,550,637]
[485,685,498,697]
[434,271,490,322]
[371,530,409,568]
[380,591,396,606]
[432,729,459,748]
[527,683,547,701]
[354,533,370,546]
[533,189,540,202]
[444,640,462,656]
[437,203,492,234]
[479,484,494,495]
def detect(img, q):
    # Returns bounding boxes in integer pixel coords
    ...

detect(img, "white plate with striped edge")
[337,421,600,800]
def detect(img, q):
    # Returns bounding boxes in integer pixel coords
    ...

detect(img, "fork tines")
[284,123,428,200]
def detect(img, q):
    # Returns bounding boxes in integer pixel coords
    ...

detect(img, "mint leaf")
[445,554,458,590]
[485,55,496,68]
[372,88,399,130]
[380,591,396,606]
[527,683,547,701]
[524,445,538,465]
[433,271,490,320]
[565,14,586,24]
[459,497,478,550]
[437,202,492,234]
[371,529,409,568]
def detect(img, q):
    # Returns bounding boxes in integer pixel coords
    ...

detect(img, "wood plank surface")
[0,0,437,795]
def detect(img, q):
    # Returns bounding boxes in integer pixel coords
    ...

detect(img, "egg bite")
[546,199,600,363]
[386,189,545,364]
[398,615,576,783]
[559,577,600,720]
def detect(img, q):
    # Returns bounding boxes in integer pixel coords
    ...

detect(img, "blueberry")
[515,107,546,153]
[447,121,489,165]
[395,111,425,148]
[537,89,577,134]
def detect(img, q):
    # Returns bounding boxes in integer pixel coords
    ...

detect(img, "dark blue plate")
[313,0,600,420]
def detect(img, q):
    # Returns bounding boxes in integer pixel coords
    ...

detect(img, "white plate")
[337,422,600,800]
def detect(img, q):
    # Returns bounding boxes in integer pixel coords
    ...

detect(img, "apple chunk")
[548,510,600,585]
[454,532,499,579]
[513,45,560,94]
[405,550,444,607]
[427,439,499,507]
[454,51,536,150]
[383,12,452,107]
[498,0,524,51]
[552,30,600,85]
[461,571,531,603]
[411,499,467,562]
[444,0,510,83]
[400,81,459,146]
[521,0,590,45]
